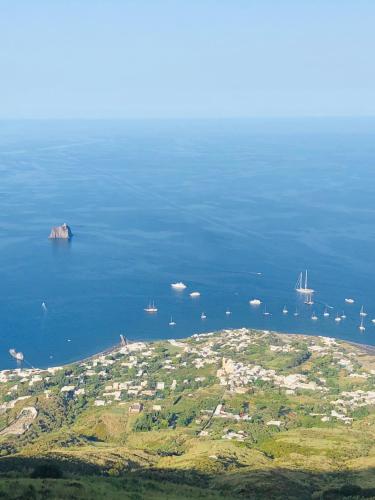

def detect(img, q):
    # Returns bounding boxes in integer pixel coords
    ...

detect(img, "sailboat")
[335,313,342,322]
[144,301,158,313]
[169,316,176,326]
[263,306,270,316]
[360,306,367,317]
[323,307,330,317]
[41,302,48,312]
[341,312,347,319]
[295,270,314,294]
[293,308,299,317]
[359,318,365,332]
[225,309,231,316]
[200,312,207,320]
[311,312,318,321]
[304,293,314,305]
[282,305,288,314]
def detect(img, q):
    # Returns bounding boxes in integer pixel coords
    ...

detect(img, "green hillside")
[1,328,375,499]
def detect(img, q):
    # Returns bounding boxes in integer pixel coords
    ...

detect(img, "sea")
[1,118,375,369]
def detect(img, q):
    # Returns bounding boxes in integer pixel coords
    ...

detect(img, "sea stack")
[49,223,73,240]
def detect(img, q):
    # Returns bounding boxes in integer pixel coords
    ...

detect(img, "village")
[1,328,375,441]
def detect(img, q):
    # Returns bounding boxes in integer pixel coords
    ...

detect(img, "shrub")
[30,463,63,479]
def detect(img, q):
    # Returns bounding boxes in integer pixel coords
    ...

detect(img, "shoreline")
[6,326,374,373]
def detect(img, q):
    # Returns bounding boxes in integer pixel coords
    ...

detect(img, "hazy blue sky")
[0,1,374,119]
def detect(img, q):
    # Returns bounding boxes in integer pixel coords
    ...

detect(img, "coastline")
[13,326,375,373]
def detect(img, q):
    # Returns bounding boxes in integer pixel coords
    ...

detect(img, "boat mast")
[304,270,308,290]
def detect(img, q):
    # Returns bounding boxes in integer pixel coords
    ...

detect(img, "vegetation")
[1,328,375,498]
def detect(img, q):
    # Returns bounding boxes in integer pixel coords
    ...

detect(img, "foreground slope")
[1,328,375,499]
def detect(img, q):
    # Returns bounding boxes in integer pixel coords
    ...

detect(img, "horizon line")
[1,115,375,122]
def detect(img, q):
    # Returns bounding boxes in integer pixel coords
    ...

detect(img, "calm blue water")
[1,118,375,369]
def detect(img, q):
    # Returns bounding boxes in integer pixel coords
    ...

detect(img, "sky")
[0,0,374,119]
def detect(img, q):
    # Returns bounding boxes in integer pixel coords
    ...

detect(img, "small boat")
[311,312,318,321]
[169,316,176,326]
[263,306,270,316]
[144,301,158,313]
[304,294,314,305]
[171,282,187,290]
[249,299,262,306]
[201,312,207,320]
[295,270,314,294]
[323,307,330,317]
[282,305,288,314]
[371,319,375,324]
[359,318,365,332]
[190,291,201,298]
[9,348,24,362]
[293,308,299,317]
[341,312,347,319]
[225,310,231,316]
[360,306,367,317]
[345,298,355,304]
[335,314,342,322]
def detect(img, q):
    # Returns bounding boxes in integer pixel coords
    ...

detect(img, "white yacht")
[295,270,314,294]
[190,291,201,298]
[200,312,207,320]
[169,316,176,326]
[171,282,187,290]
[282,305,288,314]
[359,318,365,332]
[249,298,262,306]
[360,306,367,317]
[144,301,158,313]
[345,298,355,304]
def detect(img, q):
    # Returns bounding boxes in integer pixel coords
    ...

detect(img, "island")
[48,223,73,240]
[1,328,375,499]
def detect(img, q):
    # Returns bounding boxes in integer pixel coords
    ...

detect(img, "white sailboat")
[335,314,341,322]
[169,316,176,326]
[282,305,288,314]
[304,294,314,305]
[323,307,330,317]
[359,318,365,332]
[341,312,347,319]
[225,310,231,316]
[144,301,158,313]
[263,306,270,316]
[311,312,318,321]
[360,306,367,317]
[295,270,314,294]
[293,308,299,317]
[200,312,207,320]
